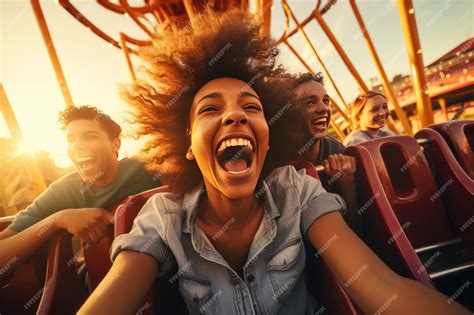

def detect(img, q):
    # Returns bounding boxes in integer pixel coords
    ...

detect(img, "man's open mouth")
[75,155,97,171]
[311,116,328,131]
[215,137,254,174]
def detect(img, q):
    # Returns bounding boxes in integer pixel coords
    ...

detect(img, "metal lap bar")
[415,237,463,254]
[313,138,431,173]
[429,262,474,280]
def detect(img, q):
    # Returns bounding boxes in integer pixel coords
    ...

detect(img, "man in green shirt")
[0,105,160,271]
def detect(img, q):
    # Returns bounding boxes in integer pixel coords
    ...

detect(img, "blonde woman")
[344,91,395,146]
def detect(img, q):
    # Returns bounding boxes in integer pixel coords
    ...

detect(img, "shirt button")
[246,274,255,283]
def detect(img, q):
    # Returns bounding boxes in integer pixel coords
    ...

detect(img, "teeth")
[76,156,94,162]
[227,167,250,174]
[314,117,327,124]
[217,138,253,153]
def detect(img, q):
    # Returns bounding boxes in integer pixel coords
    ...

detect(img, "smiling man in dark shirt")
[0,105,160,270]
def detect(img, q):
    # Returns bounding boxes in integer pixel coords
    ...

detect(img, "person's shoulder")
[48,170,82,190]
[263,165,326,209]
[343,130,368,146]
[264,165,313,191]
[139,187,187,214]
[119,158,158,181]
[265,165,297,185]
[322,136,345,152]
[380,128,396,136]
[119,157,146,171]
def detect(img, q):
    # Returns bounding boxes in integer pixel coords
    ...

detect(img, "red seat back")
[289,158,320,179]
[290,162,361,315]
[345,141,434,286]
[415,128,474,246]
[114,186,174,315]
[85,189,167,292]
[34,188,169,314]
[430,120,474,178]
[37,232,88,315]
[114,186,170,236]
[347,136,454,248]
[0,217,48,315]
[82,234,114,291]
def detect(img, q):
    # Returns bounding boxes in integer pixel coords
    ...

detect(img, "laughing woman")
[79,8,468,315]
[343,92,396,146]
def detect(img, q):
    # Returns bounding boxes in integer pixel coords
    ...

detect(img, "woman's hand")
[308,212,470,314]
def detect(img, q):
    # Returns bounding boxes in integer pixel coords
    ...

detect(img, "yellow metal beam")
[313,0,369,93]
[30,0,74,107]
[438,97,448,121]
[330,119,345,141]
[329,96,350,123]
[0,85,47,194]
[183,0,197,28]
[0,84,23,140]
[120,33,137,82]
[261,0,273,36]
[397,0,433,127]
[282,0,348,109]
[350,0,411,135]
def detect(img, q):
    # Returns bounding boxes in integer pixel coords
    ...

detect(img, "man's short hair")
[295,72,324,87]
[58,105,121,139]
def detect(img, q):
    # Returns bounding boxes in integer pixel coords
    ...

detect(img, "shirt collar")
[181,175,282,235]
[182,183,206,234]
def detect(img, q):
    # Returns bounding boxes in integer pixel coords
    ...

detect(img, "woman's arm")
[308,211,469,315]
[78,250,159,315]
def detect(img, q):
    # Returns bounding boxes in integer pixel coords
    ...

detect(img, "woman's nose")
[222,107,248,126]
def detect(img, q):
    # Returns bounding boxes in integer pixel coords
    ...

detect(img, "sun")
[15,139,42,156]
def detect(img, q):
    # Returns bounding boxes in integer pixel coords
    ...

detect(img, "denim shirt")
[110,165,346,314]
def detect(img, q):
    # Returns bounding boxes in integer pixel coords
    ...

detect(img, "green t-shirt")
[8,158,160,232]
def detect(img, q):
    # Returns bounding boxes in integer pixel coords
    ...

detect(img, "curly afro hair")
[122,7,296,193]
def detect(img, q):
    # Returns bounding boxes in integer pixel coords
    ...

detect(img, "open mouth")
[75,155,96,171]
[215,137,254,174]
[374,116,386,125]
[311,116,328,131]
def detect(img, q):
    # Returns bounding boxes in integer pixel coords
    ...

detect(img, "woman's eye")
[323,98,330,105]
[244,103,261,110]
[199,106,218,114]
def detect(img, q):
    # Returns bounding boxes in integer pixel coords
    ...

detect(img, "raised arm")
[78,250,159,314]
[0,208,113,271]
[308,211,469,315]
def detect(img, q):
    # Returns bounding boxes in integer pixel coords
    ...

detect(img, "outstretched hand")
[54,208,114,244]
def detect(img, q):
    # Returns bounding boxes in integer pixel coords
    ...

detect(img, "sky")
[0,0,472,167]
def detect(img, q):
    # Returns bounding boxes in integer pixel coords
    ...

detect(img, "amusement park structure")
[1,0,472,202]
